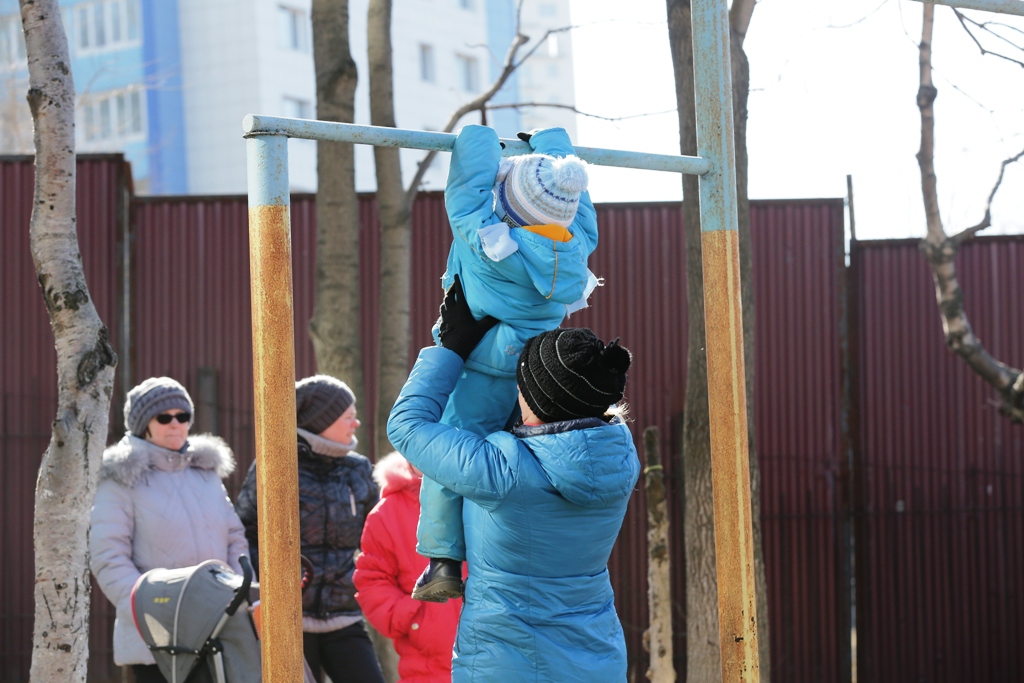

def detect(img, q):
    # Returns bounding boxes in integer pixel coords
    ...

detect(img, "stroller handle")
[225,555,253,618]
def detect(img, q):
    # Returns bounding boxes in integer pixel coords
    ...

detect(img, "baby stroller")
[131,556,261,683]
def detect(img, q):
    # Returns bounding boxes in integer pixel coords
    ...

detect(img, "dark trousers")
[303,622,385,683]
[132,665,167,683]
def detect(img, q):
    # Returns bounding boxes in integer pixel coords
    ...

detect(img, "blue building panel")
[0,0,179,193]
[141,0,186,193]
[2,0,189,194]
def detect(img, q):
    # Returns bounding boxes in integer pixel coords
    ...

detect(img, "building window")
[110,1,121,42]
[278,6,309,52]
[539,3,557,16]
[74,0,141,55]
[80,87,145,144]
[419,44,435,83]
[459,0,474,9]
[93,3,106,47]
[0,13,27,66]
[456,54,478,92]
[126,0,139,40]
[546,34,559,58]
[282,96,312,120]
[77,6,90,49]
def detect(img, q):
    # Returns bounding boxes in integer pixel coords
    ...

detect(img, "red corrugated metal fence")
[4,154,1022,683]
[852,237,1024,682]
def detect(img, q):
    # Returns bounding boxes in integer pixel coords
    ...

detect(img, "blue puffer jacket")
[437,125,599,379]
[388,347,640,683]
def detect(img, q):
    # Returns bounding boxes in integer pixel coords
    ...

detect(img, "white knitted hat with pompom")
[494,153,589,228]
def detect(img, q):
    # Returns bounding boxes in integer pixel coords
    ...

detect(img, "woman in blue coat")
[388,281,639,682]
[415,125,602,600]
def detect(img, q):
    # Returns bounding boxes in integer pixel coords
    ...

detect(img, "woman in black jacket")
[236,375,384,683]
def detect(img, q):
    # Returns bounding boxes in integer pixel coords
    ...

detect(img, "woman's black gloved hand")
[437,275,499,361]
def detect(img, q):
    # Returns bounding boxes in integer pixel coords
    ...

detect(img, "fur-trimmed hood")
[99,433,236,488]
[372,451,421,498]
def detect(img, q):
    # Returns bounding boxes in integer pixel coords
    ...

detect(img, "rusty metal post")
[245,133,303,683]
[691,0,760,680]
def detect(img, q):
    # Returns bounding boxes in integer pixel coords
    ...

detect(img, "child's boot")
[411,558,463,602]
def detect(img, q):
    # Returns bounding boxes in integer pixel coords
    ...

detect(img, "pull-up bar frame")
[918,0,1024,15]
[245,0,758,680]
[243,115,712,175]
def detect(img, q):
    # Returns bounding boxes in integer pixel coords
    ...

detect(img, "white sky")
[567,0,1024,240]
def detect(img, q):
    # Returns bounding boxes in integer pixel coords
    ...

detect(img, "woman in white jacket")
[89,377,248,683]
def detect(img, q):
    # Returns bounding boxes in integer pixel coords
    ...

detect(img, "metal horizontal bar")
[242,114,711,176]
[913,0,1024,15]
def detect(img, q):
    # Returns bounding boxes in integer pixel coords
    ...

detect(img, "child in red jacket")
[354,453,464,683]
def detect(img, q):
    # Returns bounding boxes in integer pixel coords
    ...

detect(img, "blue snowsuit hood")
[388,347,640,683]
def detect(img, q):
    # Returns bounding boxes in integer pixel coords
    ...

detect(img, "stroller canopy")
[132,559,261,683]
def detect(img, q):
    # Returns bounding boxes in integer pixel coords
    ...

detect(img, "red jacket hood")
[357,451,459,683]
[373,451,422,498]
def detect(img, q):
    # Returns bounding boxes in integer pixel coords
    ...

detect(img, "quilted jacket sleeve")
[221,482,249,575]
[387,346,517,509]
[354,505,423,639]
[444,124,503,241]
[89,478,142,611]
[233,461,261,576]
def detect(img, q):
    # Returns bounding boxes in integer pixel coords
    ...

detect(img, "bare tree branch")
[485,101,677,122]
[960,13,1024,51]
[931,68,996,113]
[511,25,576,69]
[827,0,891,29]
[403,29,530,202]
[915,3,1024,423]
[950,146,1024,245]
[402,5,652,200]
[953,9,1024,69]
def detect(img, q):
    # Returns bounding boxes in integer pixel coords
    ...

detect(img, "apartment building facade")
[0,0,577,194]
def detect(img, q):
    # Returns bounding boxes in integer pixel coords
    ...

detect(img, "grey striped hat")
[124,377,194,437]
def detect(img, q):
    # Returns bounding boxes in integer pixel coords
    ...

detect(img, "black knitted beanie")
[295,375,355,434]
[516,328,632,424]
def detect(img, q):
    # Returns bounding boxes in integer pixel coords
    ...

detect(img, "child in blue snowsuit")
[412,124,600,601]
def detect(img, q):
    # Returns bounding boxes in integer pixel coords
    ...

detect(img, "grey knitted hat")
[124,377,194,437]
[295,375,356,434]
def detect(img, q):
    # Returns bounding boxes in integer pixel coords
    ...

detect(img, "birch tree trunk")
[20,2,118,681]
[368,0,412,461]
[915,4,1024,423]
[311,0,364,401]
[665,1,769,679]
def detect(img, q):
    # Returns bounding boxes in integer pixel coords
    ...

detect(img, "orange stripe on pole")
[249,204,303,683]
[701,229,760,681]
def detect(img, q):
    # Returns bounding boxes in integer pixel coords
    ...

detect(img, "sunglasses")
[155,412,191,425]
